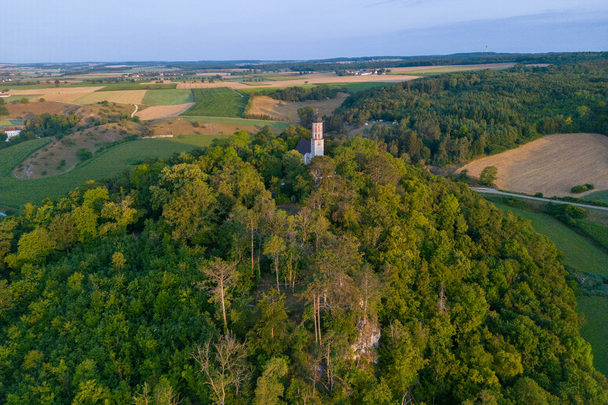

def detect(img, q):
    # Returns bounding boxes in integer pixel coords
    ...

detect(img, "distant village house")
[3,126,25,141]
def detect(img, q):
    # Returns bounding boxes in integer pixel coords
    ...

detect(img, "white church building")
[295,115,324,164]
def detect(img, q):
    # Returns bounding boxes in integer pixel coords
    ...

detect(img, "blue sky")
[2,0,607,63]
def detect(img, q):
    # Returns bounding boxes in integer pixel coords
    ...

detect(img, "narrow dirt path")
[131,105,138,118]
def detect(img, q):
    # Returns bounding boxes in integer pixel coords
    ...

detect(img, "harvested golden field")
[457,133,608,197]
[8,86,104,96]
[36,91,97,103]
[248,93,348,123]
[5,101,73,119]
[150,118,260,137]
[136,103,195,121]
[73,90,147,105]
[176,73,414,90]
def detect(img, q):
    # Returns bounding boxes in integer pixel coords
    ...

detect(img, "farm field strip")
[182,88,248,118]
[136,103,195,121]
[458,133,608,197]
[142,89,194,106]
[73,90,147,105]
[583,189,608,205]
[8,86,104,96]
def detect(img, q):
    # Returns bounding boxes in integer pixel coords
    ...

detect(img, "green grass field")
[165,134,229,147]
[97,83,178,91]
[0,139,51,177]
[180,116,290,130]
[0,138,219,208]
[583,190,608,204]
[142,89,194,105]
[490,201,608,276]
[182,88,249,118]
[578,296,608,377]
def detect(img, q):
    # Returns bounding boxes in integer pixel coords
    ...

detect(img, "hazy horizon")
[2,0,608,63]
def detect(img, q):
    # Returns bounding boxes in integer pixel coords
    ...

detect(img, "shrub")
[77,148,92,161]
[571,184,595,193]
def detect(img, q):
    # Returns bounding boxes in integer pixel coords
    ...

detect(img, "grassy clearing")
[97,83,177,91]
[0,139,210,208]
[180,116,290,130]
[163,134,229,148]
[142,90,194,106]
[578,296,608,377]
[489,200,608,276]
[583,189,608,204]
[182,88,248,117]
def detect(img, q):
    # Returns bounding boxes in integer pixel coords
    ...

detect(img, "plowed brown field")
[457,133,608,197]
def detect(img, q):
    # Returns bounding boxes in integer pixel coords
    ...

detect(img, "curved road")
[471,187,608,212]
[131,104,138,118]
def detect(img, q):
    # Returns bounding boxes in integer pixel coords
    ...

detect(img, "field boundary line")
[472,187,608,212]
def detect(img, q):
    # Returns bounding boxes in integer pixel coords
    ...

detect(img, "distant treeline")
[327,60,608,165]
[239,52,608,73]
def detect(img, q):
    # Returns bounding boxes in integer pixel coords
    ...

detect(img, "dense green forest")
[0,125,606,404]
[327,61,608,165]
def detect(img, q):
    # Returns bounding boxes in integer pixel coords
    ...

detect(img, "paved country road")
[470,187,608,212]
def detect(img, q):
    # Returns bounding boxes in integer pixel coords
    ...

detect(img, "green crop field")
[576,220,608,250]
[0,119,25,128]
[182,88,249,118]
[583,189,608,204]
[578,296,608,377]
[142,89,194,105]
[97,83,178,91]
[490,201,608,276]
[0,138,217,209]
[180,116,290,130]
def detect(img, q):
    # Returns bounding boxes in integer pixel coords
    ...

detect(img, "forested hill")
[0,130,607,404]
[327,61,608,166]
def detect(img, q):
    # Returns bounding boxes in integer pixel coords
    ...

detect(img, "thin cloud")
[365,0,429,8]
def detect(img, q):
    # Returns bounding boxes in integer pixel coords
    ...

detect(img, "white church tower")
[310,115,324,159]
[295,112,325,164]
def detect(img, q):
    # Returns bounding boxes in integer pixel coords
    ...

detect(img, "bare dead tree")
[199,258,238,332]
[437,284,448,315]
[192,332,251,405]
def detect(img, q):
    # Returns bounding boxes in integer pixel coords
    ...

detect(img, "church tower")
[311,115,324,159]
